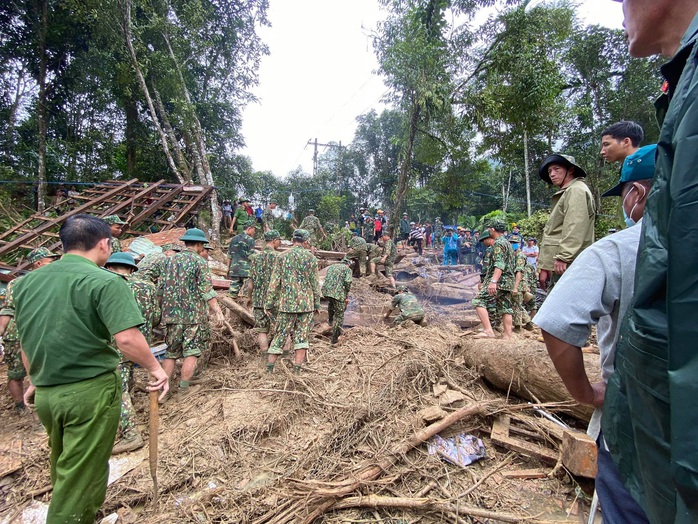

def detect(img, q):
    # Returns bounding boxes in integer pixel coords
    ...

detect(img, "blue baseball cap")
[602,144,657,197]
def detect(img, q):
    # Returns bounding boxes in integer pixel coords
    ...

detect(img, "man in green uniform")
[0,247,60,413]
[161,228,225,392]
[321,258,353,344]
[346,232,368,277]
[362,215,374,244]
[511,239,532,330]
[105,252,161,454]
[473,220,516,340]
[230,198,253,235]
[262,200,278,232]
[385,285,425,325]
[103,215,127,253]
[433,218,444,248]
[370,231,397,289]
[249,230,281,353]
[299,209,326,246]
[365,242,380,276]
[12,214,168,524]
[137,243,181,288]
[227,221,257,297]
[264,229,320,373]
[473,230,499,328]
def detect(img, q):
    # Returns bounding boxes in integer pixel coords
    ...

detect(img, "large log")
[217,295,255,326]
[461,339,599,422]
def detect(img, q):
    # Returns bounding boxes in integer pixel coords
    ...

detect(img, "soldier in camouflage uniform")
[265,229,320,373]
[362,216,375,244]
[473,231,499,328]
[262,201,278,232]
[370,232,397,288]
[473,220,516,339]
[321,258,353,344]
[227,221,257,297]
[366,242,381,276]
[104,215,127,253]
[0,247,60,413]
[346,232,368,277]
[105,252,161,454]
[137,243,182,290]
[161,228,225,392]
[385,285,425,325]
[511,240,533,330]
[299,209,326,246]
[433,218,444,248]
[249,230,281,352]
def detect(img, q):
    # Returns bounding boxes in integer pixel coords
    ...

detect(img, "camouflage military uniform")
[227,231,255,297]
[366,243,381,275]
[111,237,122,253]
[321,263,352,337]
[262,207,276,231]
[299,215,323,245]
[390,292,425,324]
[472,245,499,324]
[137,252,167,288]
[512,251,532,327]
[372,238,397,276]
[0,278,27,381]
[249,246,278,333]
[433,221,444,248]
[161,250,217,359]
[479,236,516,316]
[265,245,320,354]
[346,236,368,277]
[362,218,375,244]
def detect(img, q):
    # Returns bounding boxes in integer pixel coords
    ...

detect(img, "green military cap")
[26,247,60,264]
[180,228,209,243]
[105,252,138,270]
[161,242,183,252]
[485,218,506,231]
[340,257,353,265]
[395,284,408,294]
[203,243,214,250]
[103,215,127,225]
[270,199,278,204]
[479,229,492,242]
[243,220,257,230]
[308,209,315,213]
[264,229,281,241]
[239,197,251,203]
[292,229,311,241]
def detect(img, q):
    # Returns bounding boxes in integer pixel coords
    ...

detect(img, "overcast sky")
[240,0,625,178]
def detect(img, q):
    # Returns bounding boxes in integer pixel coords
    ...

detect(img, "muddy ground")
[0,246,600,523]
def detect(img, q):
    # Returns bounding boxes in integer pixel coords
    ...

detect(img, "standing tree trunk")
[36,0,48,213]
[124,96,138,178]
[524,129,531,217]
[119,0,186,185]
[390,99,420,237]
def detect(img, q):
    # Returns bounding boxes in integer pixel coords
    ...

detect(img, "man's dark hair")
[601,121,644,147]
[60,215,112,251]
[184,240,203,247]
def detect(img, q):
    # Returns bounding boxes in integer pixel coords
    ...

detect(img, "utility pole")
[306,138,342,177]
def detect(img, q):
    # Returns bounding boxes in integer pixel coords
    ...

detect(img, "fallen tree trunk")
[461,339,598,422]
[332,494,523,523]
[217,296,255,326]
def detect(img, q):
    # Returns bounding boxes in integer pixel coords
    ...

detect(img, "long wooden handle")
[149,389,159,506]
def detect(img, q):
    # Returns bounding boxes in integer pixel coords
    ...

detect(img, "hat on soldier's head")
[308,209,315,214]
[395,284,408,294]
[292,229,311,242]
[105,252,139,270]
[264,229,281,241]
[538,153,587,184]
[602,144,658,197]
[180,228,209,243]
[203,243,214,250]
[26,247,60,264]
[340,257,353,265]
[161,242,183,252]
[243,220,257,230]
[103,215,127,225]
[485,218,506,232]
[270,199,278,204]
[479,229,492,242]
[239,197,251,203]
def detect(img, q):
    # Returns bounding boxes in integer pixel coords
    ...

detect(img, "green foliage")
[317,194,346,224]
[516,209,550,241]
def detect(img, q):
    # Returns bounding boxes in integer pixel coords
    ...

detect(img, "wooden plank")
[128,185,184,226]
[96,180,166,218]
[501,468,548,479]
[491,416,559,465]
[0,438,23,478]
[171,186,213,225]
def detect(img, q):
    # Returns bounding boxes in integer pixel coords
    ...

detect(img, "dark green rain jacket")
[602,13,698,524]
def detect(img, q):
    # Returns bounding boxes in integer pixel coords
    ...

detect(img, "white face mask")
[622,185,646,227]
